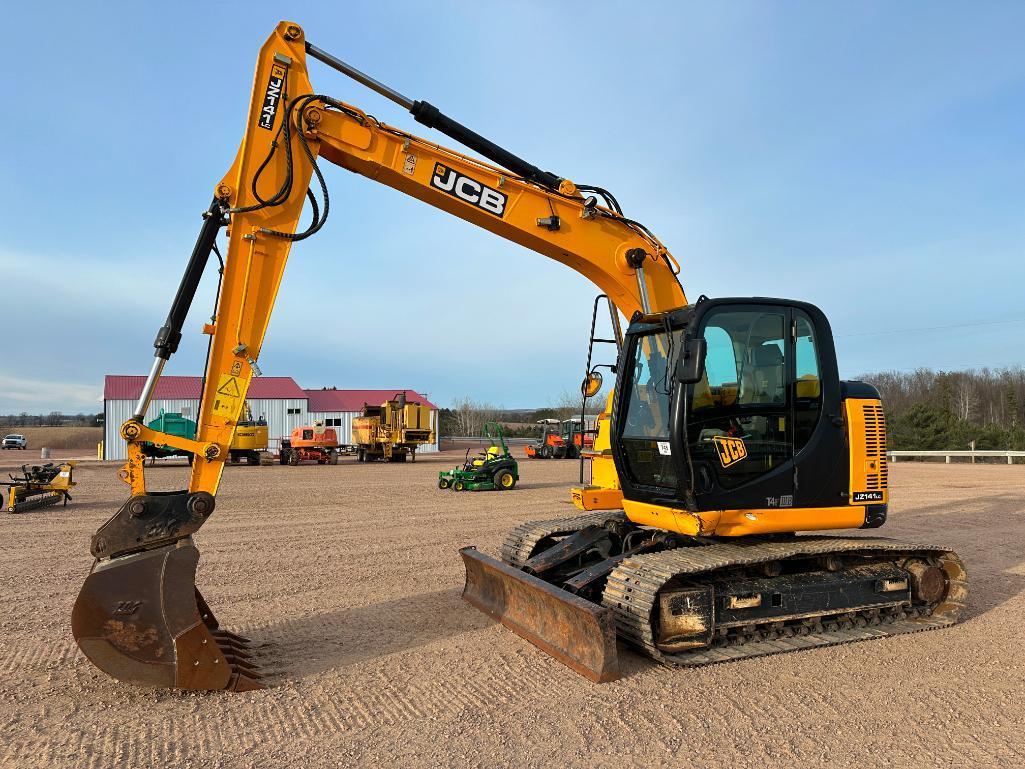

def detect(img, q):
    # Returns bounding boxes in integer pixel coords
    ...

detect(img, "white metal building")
[102,375,309,460]
[306,388,440,453]
[102,377,439,459]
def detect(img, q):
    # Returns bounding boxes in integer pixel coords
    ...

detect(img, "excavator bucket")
[71,539,263,691]
[459,547,620,682]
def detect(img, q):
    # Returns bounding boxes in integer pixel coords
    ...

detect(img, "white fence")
[445,436,534,445]
[889,450,1025,465]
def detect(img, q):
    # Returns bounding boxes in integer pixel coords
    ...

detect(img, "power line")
[842,361,1025,375]
[839,317,1025,339]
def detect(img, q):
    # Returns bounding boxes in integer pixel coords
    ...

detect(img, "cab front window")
[620,327,683,489]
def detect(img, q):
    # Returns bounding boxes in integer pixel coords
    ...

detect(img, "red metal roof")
[104,375,306,401]
[305,389,437,412]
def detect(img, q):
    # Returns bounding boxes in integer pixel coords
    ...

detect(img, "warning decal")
[217,377,242,398]
[212,373,248,418]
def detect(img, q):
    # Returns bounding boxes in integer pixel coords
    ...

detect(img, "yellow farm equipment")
[352,391,434,462]
[3,462,76,513]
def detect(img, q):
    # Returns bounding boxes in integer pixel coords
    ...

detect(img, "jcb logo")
[430,163,507,217]
[113,600,142,616]
[712,436,747,468]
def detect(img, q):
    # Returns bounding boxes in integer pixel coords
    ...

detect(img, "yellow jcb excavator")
[71,22,967,690]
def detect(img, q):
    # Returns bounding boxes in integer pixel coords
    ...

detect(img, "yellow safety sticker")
[212,373,248,418]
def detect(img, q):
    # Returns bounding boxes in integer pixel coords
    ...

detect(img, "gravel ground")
[1,455,1023,768]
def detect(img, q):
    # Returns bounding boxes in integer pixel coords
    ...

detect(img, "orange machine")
[525,418,594,459]
[278,422,339,465]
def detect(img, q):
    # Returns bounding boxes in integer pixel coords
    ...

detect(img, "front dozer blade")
[71,539,263,691]
[459,547,620,682]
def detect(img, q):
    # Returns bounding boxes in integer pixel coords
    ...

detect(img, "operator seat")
[744,345,785,405]
[472,445,502,468]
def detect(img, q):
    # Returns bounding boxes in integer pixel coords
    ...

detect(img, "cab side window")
[794,312,822,451]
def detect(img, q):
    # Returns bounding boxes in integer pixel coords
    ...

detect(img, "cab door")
[686,305,796,511]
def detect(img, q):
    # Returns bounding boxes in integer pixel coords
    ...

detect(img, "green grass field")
[1,426,102,450]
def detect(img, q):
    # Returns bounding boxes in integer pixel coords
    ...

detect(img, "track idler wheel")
[71,539,263,691]
[905,559,948,603]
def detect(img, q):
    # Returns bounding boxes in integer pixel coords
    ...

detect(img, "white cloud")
[0,247,179,315]
[0,374,101,413]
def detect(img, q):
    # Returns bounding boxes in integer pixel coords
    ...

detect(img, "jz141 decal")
[853,491,884,503]
[258,62,287,131]
[430,163,507,217]
[712,435,747,468]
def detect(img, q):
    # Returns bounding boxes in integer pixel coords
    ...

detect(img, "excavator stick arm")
[73,23,319,691]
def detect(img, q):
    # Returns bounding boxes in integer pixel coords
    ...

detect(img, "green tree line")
[0,412,103,428]
[439,390,599,438]
[862,368,1025,450]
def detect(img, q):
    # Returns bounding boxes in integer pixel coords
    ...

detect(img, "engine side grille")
[862,403,888,491]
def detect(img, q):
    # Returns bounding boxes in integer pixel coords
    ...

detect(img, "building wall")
[103,397,309,460]
[308,410,440,453]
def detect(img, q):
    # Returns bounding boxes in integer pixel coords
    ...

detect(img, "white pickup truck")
[2,434,28,450]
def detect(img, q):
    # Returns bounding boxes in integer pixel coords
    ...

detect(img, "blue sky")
[2,1,1022,413]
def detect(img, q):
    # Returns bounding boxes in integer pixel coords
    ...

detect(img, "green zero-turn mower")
[439,422,519,491]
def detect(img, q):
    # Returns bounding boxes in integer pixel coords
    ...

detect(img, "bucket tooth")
[230,664,265,680]
[228,672,266,692]
[213,629,253,645]
[223,654,261,673]
[460,547,619,683]
[213,634,253,652]
[218,642,253,658]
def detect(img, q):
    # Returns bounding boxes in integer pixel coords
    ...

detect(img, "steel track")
[499,513,968,667]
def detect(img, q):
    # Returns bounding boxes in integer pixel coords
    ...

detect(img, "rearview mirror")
[675,337,707,384]
[581,370,603,399]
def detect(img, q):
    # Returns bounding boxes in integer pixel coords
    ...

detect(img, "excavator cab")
[612,297,849,516]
